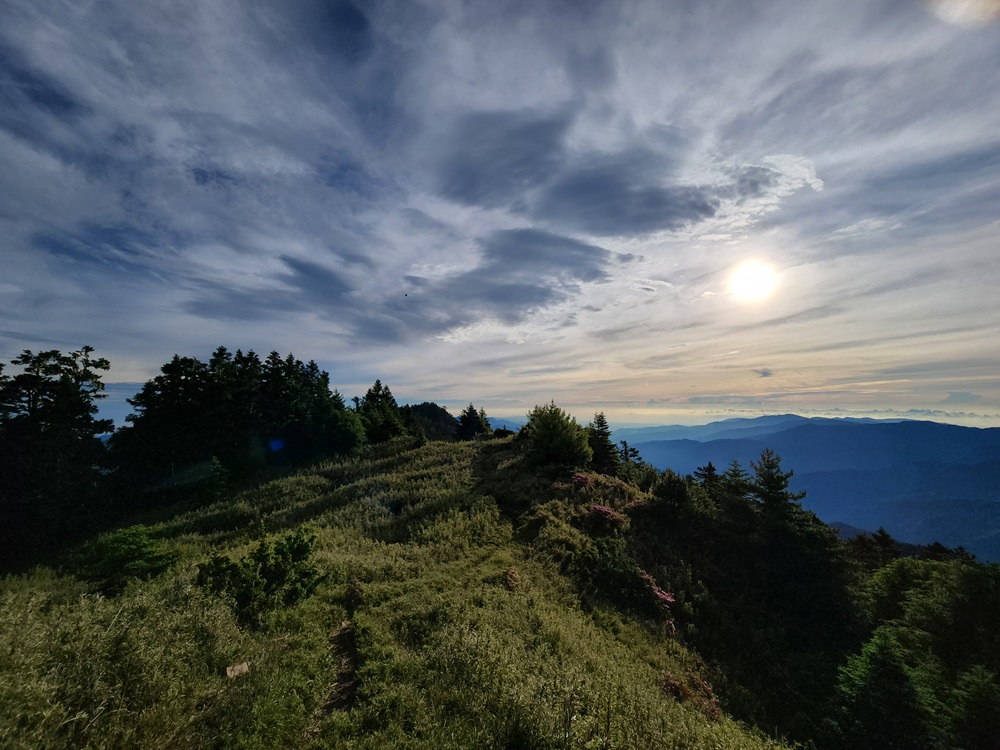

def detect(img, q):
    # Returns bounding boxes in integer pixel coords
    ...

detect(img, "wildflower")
[640,570,676,610]
[587,504,628,533]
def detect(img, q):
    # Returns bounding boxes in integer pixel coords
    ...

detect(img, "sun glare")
[926,0,1000,26]
[729,261,777,302]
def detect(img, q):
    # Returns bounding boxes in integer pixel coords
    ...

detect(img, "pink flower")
[640,569,676,611]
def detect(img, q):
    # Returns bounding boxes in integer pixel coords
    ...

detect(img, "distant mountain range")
[614,415,1000,562]
[488,416,527,431]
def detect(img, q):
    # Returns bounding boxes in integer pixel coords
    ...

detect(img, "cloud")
[0,0,998,423]
[941,391,982,404]
[396,228,613,333]
[729,304,845,333]
[532,158,720,236]
[754,368,774,378]
[300,0,374,65]
[0,42,88,121]
[435,109,572,208]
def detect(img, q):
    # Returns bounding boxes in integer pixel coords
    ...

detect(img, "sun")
[729,261,778,302]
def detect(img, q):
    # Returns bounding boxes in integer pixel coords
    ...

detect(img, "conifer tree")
[587,412,621,476]
[872,527,899,566]
[457,403,492,440]
[522,402,592,470]
[0,346,112,569]
[720,459,751,498]
[750,449,805,511]
[693,461,718,486]
[356,379,408,443]
[113,348,364,491]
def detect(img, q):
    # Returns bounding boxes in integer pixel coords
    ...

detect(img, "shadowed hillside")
[0,438,789,750]
[626,418,1000,559]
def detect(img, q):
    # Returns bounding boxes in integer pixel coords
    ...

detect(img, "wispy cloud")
[0,0,997,423]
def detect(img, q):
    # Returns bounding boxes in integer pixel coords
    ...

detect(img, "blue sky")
[2,0,999,426]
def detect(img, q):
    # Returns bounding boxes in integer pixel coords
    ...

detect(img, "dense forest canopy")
[1,345,998,749]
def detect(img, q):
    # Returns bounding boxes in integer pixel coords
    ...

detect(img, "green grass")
[0,438,790,749]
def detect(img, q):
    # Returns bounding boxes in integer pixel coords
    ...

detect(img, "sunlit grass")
[0,438,790,749]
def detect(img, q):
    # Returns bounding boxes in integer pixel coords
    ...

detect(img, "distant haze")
[622,415,1000,561]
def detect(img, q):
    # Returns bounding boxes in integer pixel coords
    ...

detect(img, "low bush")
[75,525,180,595]
[196,527,326,628]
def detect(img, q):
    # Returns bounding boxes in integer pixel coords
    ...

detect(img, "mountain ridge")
[619,416,1000,560]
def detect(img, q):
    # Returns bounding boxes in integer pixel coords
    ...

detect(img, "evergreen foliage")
[457,402,492,440]
[75,525,180,595]
[837,627,935,749]
[693,461,718,486]
[112,347,365,496]
[750,448,806,510]
[587,411,621,476]
[400,402,459,441]
[617,439,659,490]
[196,527,325,629]
[522,401,593,470]
[354,379,408,444]
[0,347,112,569]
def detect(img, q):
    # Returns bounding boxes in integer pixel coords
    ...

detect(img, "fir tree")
[355,379,408,444]
[587,412,621,476]
[0,346,112,569]
[458,403,492,440]
[750,449,805,511]
[522,402,592,470]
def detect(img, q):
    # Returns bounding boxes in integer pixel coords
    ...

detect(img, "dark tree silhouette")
[401,402,459,441]
[112,348,365,495]
[355,379,408,444]
[750,449,805,511]
[693,461,718,486]
[0,346,112,569]
[457,403,492,440]
[587,412,621,476]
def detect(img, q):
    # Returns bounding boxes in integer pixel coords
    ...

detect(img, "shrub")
[659,670,721,721]
[196,527,326,628]
[586,504,629,535]
[75,525,180,595]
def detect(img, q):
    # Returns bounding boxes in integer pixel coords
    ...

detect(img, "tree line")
[0,345,652,571]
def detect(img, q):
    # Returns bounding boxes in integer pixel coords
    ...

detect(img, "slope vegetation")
[1,438,785,750]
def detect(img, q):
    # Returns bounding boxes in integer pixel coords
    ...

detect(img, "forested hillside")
[625,418,1000,560]
[2,347,999,749]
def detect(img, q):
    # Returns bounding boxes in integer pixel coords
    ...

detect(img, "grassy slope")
[0,438,789,749]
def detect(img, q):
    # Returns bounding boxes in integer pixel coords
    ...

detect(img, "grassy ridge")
[1,438,788,749]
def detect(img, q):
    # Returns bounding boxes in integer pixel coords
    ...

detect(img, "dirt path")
[297,619,359,746]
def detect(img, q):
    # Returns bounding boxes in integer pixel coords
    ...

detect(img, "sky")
[2,0,999,428]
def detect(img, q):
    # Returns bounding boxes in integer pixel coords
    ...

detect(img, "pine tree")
[750,449,805,511]
[720,459,751,497]
[693,461,719,486]
[523,402,592,470]
[356,380,408,444]
[0,346,112,569]
[872,527,898,566]
[458,403,492,440]
[587,412,621,476]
